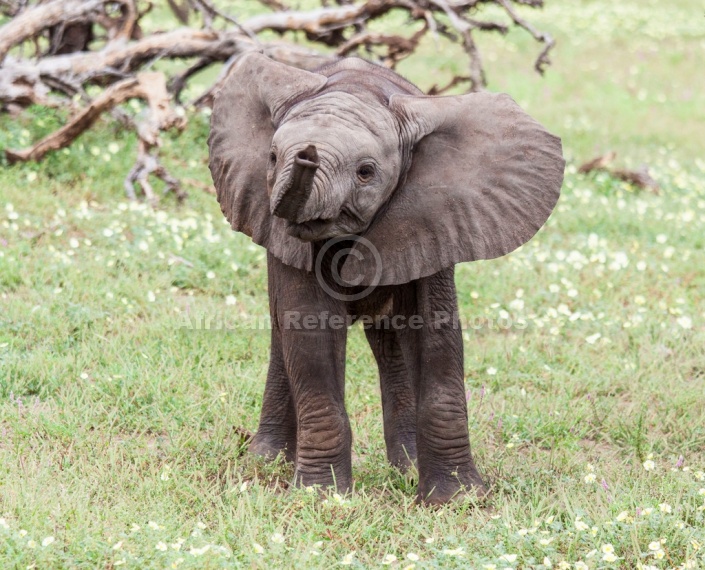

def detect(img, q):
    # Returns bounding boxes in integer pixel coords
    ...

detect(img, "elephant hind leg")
[365,325,417,471]
[249,326,297,462]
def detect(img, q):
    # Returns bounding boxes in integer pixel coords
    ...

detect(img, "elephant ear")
[340,92,565,286]
[208,52,326,271]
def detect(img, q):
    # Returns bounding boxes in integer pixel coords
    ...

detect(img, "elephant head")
[208,53,564,286]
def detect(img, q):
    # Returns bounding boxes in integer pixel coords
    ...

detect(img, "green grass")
[1,0,705,568]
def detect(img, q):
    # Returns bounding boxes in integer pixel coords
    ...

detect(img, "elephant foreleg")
[249,326,297,462]
[399,268,487,505]
[282,322,352,492]
[365,326,417,471]
[271,255,352,492]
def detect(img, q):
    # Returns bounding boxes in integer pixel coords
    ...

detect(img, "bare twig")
[255,0,288,10]
[168,56,215,103]
[427,74,471,95]
[336,25,427,67]
[496,0,555,73]
[462,30,485,91]
[0,0,25,18]
[191,0,260,42]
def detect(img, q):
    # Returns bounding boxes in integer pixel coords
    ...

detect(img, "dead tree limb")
[461,28,486,92]
[6,72,187,202]
[496,0,554,74]
[35,28,231,78]
[0,0,104,62]
[126,72,187,203]
[168,56,215,103]
[6,77,142,163]
[578,152,660,193]
[427,74,472,95]
[336,25,428,67]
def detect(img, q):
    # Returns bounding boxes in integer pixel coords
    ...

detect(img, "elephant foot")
[292,406,353,493]
[387,441,418,473]
[293,467,352,495]
[248,431,296,463]
[417,469,488,506]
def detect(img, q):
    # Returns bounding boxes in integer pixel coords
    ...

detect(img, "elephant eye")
[357,164,375,183]
[269,151,277,166]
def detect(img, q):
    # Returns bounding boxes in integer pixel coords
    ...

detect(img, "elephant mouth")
[285,217,334,241]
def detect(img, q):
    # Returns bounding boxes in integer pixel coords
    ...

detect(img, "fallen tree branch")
[5,76,142,163]
[2,1,555,102]
[168,55,215,103]
[578,152,660,193]
[7,72,188,202]
[336,25,428,67]
[461,28,485,91]
[35,28,233,78]
[578,151,617,174]
[126,72,187,203]
[244,1,383,35]
[0,58,53,107]
[0,0,104,62]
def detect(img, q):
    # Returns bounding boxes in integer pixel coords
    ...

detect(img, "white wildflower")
[586,333,602,344]
[442,547,465,556]
[575,518,589,531]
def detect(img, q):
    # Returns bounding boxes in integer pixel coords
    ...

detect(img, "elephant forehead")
[274,117,394,159]
[283,93,398,137]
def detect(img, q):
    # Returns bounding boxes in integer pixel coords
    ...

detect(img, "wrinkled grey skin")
[208,53,564,504]
[268,90,405,241]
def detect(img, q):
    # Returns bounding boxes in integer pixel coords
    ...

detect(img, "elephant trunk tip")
[272,144,319,221]
[295,144,319,168]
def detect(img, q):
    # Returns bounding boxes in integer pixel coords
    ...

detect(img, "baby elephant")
[208,53,564,504]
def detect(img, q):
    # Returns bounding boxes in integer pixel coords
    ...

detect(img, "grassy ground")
[1,0,705,568]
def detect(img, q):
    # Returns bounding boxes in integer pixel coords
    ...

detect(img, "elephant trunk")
[272,144,319,222]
